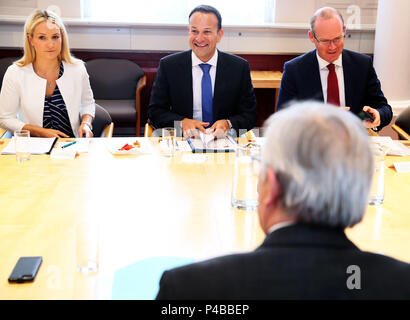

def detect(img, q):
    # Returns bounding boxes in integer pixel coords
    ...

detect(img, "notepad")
[1,137,57,155]
[187,133,236,153]
[50,147,77,159]
[370,137,410,156]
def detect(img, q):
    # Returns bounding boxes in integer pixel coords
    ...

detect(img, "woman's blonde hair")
[16,9,76,67]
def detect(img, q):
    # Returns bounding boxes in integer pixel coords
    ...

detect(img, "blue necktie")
[199,63,213,125]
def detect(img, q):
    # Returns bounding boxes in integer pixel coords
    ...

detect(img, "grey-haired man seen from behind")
[156,101,410,299]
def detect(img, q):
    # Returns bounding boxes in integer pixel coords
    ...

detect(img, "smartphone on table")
[8,256,42,283]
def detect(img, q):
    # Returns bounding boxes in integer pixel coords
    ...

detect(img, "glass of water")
[231,143,261,210]
[14,130,31,162]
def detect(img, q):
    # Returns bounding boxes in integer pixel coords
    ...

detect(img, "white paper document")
[1,137,57,155]
[50,147,77,159]
[393,162,410,173]
[176,140,192,152]
[370,137,410,156]
[57,139,90,153]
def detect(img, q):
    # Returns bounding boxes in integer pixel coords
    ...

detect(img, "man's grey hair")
[310,6,345,34]
[262,101,373,228]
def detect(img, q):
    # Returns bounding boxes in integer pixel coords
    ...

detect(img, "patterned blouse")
[42,63,75,137]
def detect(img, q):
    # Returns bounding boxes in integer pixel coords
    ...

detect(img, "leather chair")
[0,57,18,91]
[92,104,114,138]
[85,58,146,137]
[0,57,16,139]
[392,106,410,140]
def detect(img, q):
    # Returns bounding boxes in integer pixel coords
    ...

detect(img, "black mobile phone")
[358,110,374,122]
[8,256,42,283]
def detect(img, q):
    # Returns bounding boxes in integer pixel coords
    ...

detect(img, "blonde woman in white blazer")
[0,9,95,138]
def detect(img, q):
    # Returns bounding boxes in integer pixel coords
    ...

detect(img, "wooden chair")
[392,106,410,140]
[144,123,154,137]
[0,127,5,138]
[367,128,379,136]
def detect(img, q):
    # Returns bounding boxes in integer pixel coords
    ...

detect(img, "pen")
[62,141,77,148]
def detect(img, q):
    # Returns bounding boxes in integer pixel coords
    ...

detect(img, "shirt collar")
[192,49,218,67]
[316,50,342,70]
[267,221,296,235]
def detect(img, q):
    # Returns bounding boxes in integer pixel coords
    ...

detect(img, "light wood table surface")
[0,138,409,299]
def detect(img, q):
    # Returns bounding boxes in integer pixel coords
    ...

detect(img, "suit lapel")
[213,50,228,121]
[341,50,353,109]
[178,50,194,118]
[308,50,325,102]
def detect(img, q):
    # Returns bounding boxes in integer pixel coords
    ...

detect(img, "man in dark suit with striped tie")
[148,5,257,137]
[277,7,392,130]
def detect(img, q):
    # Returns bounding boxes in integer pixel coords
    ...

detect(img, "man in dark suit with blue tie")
[148,5,257,137]
[277,7,392,130]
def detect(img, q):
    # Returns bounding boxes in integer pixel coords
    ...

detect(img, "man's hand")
[362,106,381,129]
[181,118,209,138]
[207,119,230,138]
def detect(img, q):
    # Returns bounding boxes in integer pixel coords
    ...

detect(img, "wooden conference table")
[0,138,409,299]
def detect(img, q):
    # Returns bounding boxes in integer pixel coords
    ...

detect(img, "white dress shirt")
[267,221,296,235]
[316,52,346,108]
[192,50,218,122]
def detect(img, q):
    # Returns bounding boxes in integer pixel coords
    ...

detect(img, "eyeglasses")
[313,32,345,46]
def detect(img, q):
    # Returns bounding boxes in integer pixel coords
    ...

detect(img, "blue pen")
[62,140,77,148]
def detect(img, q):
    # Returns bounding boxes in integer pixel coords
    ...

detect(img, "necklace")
[34,63,59,89]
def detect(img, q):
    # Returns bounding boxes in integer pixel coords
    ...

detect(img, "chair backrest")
[93,104,114,137]
[0,57,18,90]
[394,106,410,139]
[85,58,144,100]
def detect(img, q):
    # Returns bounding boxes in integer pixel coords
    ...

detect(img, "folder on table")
[1,137,57,155]
[187,132,236,153]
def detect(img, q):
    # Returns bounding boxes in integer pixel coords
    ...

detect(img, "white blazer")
[0,60,95,137]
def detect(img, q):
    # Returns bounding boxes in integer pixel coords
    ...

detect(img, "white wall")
[0,0,377,54]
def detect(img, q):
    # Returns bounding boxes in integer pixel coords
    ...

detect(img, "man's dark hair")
[189,5,222,31]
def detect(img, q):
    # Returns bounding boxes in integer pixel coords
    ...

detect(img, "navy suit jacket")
[277,49,392,129]
[148,50,257,132]
[156,224,410,299]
